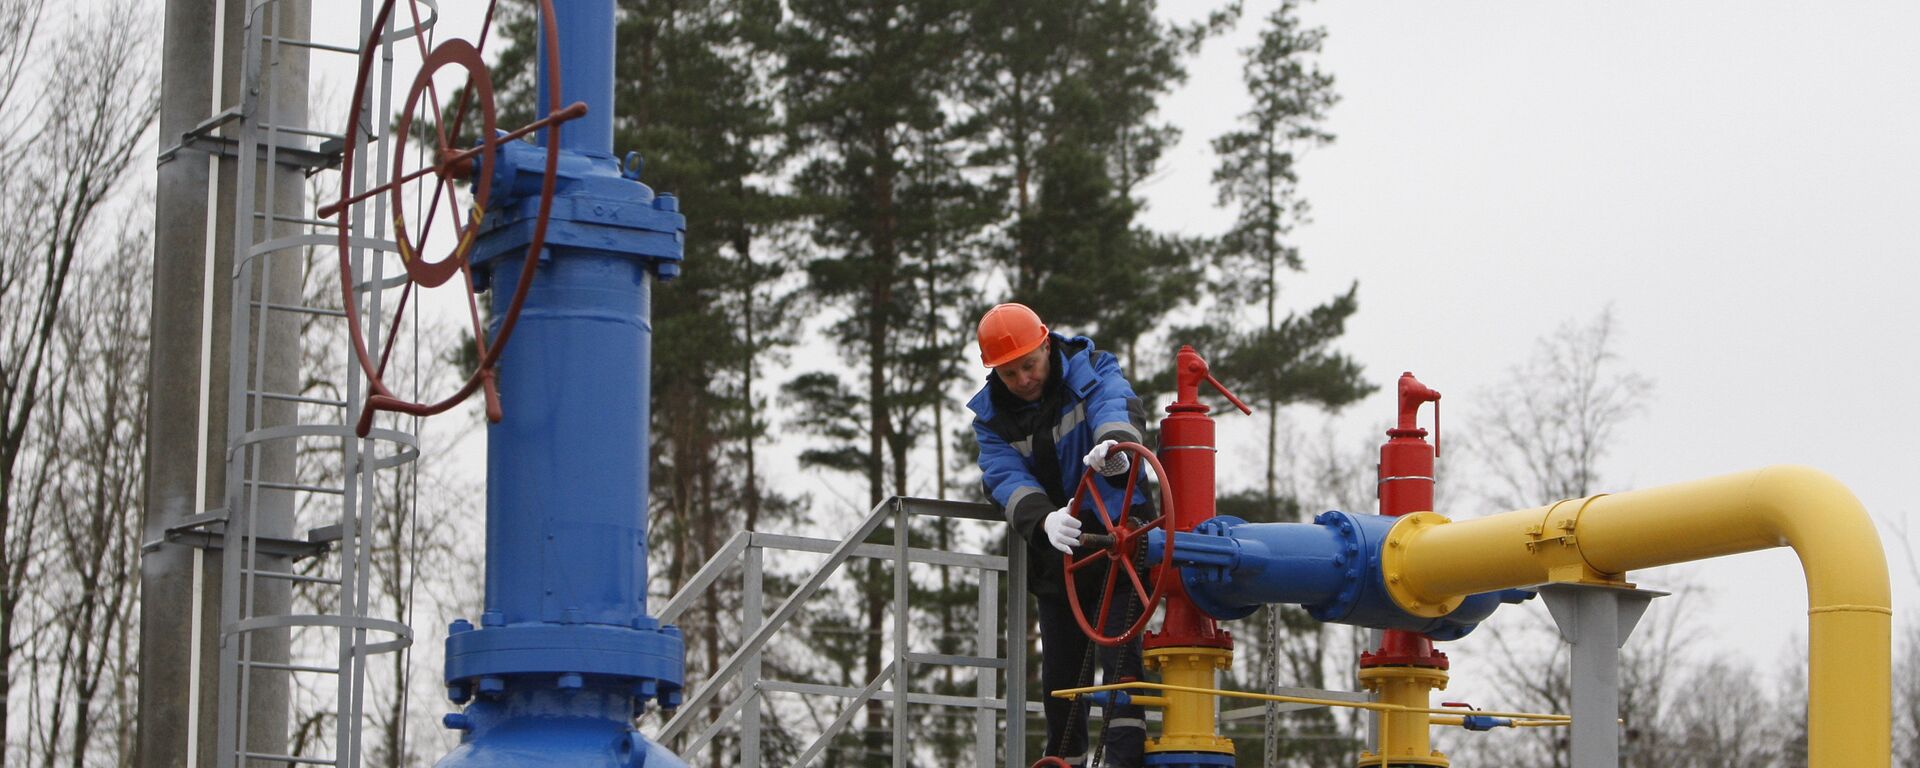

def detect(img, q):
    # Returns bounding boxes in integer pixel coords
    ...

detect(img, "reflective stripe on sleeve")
[1093,420,1141,444]
[1006,486,1047,522]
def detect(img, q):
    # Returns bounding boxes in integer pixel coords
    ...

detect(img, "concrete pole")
[141,0,243,764]
[143,0,309,763]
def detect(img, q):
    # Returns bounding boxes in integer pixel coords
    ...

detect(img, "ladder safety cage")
[208,1,432,766]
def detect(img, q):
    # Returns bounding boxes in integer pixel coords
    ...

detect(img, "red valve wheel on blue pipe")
[1061,441,1178,647]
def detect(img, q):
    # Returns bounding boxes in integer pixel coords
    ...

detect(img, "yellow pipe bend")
[1389,465,1890,767]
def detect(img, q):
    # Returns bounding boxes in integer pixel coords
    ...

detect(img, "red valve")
[329,0,582,437]
[1394,372,1441,456]
[1061,442,1178,647]
[1172,345,1254,415]
[1031,758,1074,768]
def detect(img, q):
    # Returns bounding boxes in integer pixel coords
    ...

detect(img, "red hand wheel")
[324,0,585,437]
[1061,442,1177,647]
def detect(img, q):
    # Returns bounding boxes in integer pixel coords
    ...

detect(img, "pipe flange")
[1307,510,1369,623]
[1381,512,1465,619]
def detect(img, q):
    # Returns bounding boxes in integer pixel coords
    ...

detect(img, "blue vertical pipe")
[482,255,655,627]
[536,0,613,154]
[441,0,687,764]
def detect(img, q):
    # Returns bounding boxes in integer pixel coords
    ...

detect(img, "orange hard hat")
[977,303,1048,367]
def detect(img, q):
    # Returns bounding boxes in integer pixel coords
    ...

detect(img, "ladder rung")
[257,124,346,142]
[252,301,346,318]
[242,659,341,675]
[253,212,338,229]
[243,479,345,496]
[243,569,340,585]
[242,751,335,766]
[264,35,360,56]
[249,390,347,408]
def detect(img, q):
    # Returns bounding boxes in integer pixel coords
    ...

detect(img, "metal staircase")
[657,496,1034,767]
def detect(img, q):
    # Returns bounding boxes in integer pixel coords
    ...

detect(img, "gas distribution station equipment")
[298,1,1891,765]
[1033,345,1890,767]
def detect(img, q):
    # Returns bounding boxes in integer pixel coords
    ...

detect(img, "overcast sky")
[1142,0,1920,699]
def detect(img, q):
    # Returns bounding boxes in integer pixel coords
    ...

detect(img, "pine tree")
[1210,0,1366,506]
[780,0,982,761]
[616,3,807,765]
[1205,2,1371,763]
[964,0,1233,364]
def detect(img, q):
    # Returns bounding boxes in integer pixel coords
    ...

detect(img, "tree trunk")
[861,63,902,762]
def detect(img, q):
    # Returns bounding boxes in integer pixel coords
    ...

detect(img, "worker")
[968,302,1150,767]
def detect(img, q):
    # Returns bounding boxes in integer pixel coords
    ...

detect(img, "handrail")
[656,496,1025,768]
[660,497,898,740]
[1052,679,1570,722]
[657,530,752,624]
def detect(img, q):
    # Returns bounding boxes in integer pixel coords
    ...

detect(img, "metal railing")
[656,496,1034,767]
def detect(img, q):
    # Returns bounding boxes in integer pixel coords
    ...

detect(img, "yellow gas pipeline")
[1379,465,1890,766]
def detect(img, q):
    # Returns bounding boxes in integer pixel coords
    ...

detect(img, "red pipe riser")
[1366,372,1447,670]
[1148,346,1232,649]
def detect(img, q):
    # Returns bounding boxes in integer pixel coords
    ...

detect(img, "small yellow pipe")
[1388,466,1891,767]
[1051,679,1569,722]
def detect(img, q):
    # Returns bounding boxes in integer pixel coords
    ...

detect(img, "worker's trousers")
[1036,562,1147,767]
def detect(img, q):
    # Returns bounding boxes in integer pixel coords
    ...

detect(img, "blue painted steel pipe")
[1148,513,1532,641]
[538,0,614,154]
[439,1,686,765]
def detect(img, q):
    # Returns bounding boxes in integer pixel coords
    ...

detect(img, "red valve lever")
[1206,372,1253,416]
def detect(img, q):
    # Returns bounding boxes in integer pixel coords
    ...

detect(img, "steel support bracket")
[145,509,339,560]
[1537,582,1668,768]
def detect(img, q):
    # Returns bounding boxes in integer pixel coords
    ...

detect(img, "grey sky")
[1145,0,1919,696]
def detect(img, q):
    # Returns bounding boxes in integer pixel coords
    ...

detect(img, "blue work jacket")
[969,334,1150,595]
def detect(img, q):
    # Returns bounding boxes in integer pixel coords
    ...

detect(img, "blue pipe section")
[538,0,613,154]
[440,1,686,765]
[1148,513,1532,641]
[1461,715,1514,731]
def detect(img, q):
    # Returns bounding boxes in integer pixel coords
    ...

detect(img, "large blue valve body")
[1149,512,1532,641]
[436,0,687,764]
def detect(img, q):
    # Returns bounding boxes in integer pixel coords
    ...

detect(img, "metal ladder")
[194,1,428,765]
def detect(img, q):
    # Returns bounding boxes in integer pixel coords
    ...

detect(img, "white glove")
[1042,506,1083,553]
[1083,439,1130,477]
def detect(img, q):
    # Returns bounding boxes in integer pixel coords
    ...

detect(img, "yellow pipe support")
[1140,646,1234,755]
[1382,465,1891,767]
[1357,665,1449,767]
